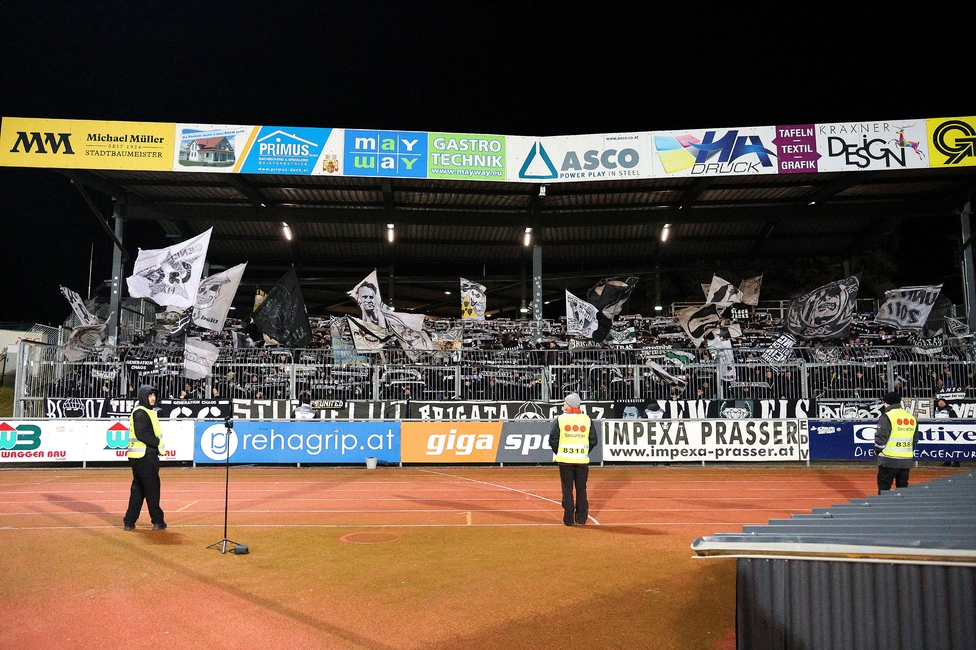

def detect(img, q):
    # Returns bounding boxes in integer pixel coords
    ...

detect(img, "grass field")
[0,462,951,650]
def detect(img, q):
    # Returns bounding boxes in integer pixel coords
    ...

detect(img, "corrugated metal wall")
[736,557,976,650]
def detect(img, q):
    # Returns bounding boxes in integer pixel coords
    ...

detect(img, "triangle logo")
[519,142,558,180]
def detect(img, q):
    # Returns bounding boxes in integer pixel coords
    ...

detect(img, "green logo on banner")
[428,133,505,180]
[0,424,42,450]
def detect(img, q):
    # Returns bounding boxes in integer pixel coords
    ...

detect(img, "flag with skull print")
[126,228,212,310]
[192,262,247,331]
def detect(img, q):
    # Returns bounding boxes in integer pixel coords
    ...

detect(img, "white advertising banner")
[815,119,929,172]
[651,125,779,178]
[506,132,653,183]
[0,420,196,463]
[173,123,256,173]
[601,419,809,462]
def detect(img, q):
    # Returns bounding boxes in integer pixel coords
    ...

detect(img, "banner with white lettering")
[412,400,614,422]
[601,419,808,462]
[816,398,931,421]
[875,284,942,329]
[808,420,976,462]
[612,399,812,420]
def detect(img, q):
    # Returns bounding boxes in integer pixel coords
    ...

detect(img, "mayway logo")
[8,131,74,155]
[199,423,239,461]
[0,422,41,450]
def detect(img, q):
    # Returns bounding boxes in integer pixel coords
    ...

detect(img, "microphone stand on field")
[207,417,244,554]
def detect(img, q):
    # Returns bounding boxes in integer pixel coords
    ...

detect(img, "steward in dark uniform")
[875,392,920,494]
[549,392,598,526]
[123,385,167,530]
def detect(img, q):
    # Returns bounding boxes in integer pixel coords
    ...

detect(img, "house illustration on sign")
[180,136,236,166]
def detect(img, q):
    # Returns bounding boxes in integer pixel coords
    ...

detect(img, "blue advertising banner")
[343,129,427,178]
[194,420,400,464]
[240,126,335,175]
[808,420,976,463]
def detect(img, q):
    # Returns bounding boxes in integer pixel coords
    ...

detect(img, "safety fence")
[14,340,976,418]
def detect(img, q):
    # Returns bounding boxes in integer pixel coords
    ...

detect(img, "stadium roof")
[63,165,976,318]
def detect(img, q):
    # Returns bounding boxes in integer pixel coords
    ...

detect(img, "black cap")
[884,392,902,405]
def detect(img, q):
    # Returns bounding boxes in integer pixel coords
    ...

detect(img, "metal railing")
[15,338,976,417]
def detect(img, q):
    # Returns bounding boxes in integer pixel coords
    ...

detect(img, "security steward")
[549,393,598,526]
[875,391,920,494]
[123,385,167,530]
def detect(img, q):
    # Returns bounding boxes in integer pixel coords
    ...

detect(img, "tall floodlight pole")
[109,197,125,347]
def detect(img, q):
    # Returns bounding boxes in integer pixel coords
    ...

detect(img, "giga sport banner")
[601,419,809,463]
[0,419,195,463]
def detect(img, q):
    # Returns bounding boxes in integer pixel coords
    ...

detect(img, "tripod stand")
[207,418,244,554]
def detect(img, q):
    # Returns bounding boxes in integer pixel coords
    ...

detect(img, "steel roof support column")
[108,198,125,346]
[960,199,976,331]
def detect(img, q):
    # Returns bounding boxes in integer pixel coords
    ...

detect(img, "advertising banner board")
[808,420,976,463]
[194,420,399,465]
[0,420,194,463]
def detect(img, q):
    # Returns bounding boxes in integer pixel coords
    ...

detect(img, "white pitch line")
[420,468,600,525]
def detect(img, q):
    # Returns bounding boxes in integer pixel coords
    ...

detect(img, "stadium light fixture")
[660,223,671,242]
[387,223,395,243]
[654,305,663,311]
[524,227,533,247]
[282,222,292,241]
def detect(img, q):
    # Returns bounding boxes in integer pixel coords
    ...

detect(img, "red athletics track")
[0,464,953,650]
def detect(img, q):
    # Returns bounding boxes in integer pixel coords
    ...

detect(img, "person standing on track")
[123,385,167,531]
[874,391,920,494]
[549,392,597,526]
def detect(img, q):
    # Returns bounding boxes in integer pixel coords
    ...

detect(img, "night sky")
[1,4,972,324]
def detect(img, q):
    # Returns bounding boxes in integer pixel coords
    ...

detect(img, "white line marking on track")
[420,468,600,525]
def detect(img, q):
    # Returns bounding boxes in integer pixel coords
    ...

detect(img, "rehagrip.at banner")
[601,419,808,463]
[194,420,399,464]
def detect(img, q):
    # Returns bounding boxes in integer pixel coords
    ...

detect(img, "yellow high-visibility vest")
[127,406,166,459]
[554,412,591,464]
[880,407,916,459]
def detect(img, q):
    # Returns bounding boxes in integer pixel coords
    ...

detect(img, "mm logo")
[105,422,130,450]
[0,423,42,450]
[8,131,75,155]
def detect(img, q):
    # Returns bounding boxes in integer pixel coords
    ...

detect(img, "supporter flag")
[183,337,219,380]
[60,286,99,326]
[665,350,695,368]
[348,271,386,327]
[253,288,267,311]
[126,228,212,309]
[156,307,193,337]
[63,320,109,362]
[251,267,312,347]
[676,303,722,347]
[875,284,942,330]
[708,335,737,382]
[705,275,743,307]
[586,276,638,342]
[565,290,598,337]
[645,360,687,390]
[785,276,860,339]
[347,316,395,352]
[460,278,487,321]
[738,275,763,306]
[193,262,247,331]
[945,316,972,338]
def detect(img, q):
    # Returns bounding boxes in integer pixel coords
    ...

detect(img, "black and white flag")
[565,290,598,337]
[945,316,972,338]
[126,228,212,309]
[586,276,638,342]
[183,337,219,380]
[705,275,743,307]
[875,284,942,330]
[251,267,312,348]
[63,321,109,362]
[738,275,763,306]
[786,276,860,339]
[676,303,723,348]
[348,271,386,327]
[460,278,487,322]
[60,286,99,326]
[193,262,247,331]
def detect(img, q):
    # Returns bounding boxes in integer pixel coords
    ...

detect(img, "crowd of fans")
[41,307,976,404]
